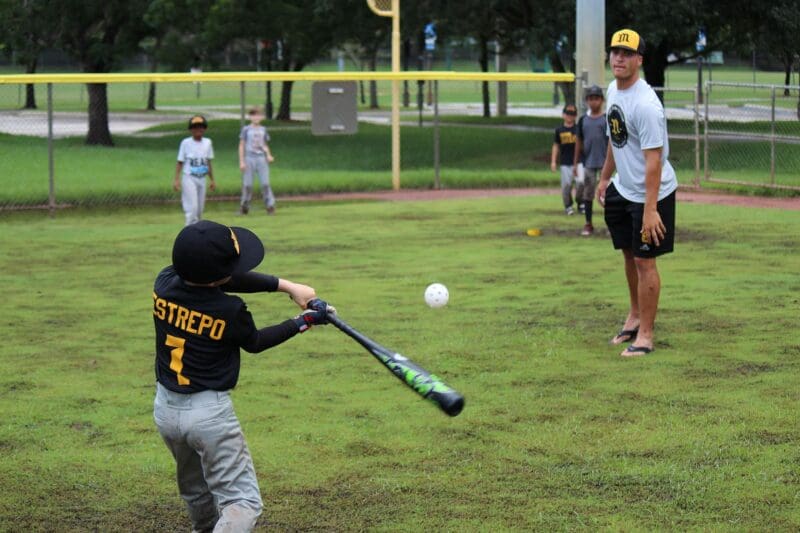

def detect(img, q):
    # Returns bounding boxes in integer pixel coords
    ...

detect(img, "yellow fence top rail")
[0,71,575,84]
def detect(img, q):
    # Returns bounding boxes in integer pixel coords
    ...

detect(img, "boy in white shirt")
[174,115,216,226]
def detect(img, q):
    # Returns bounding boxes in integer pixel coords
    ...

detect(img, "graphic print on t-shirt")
[607,104,628,148]
[188,157,209,177]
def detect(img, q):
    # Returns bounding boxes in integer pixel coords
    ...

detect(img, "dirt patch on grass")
[282,187,800,210]
[0,380,34,396]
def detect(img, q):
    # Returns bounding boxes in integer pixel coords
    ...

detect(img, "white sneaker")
[565,207,575,216]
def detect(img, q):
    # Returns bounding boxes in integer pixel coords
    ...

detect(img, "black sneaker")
[239,205,249,215]
[266,205,276,215]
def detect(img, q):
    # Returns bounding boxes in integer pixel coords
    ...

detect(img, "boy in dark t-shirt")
[551,104,578,214]
[574,85,608,235]
[152,220,332,531]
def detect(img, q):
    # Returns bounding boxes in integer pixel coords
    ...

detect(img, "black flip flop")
[611,326,639,345]
[621,345,653,357]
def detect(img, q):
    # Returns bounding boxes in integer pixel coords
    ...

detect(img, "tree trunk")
[24,58,38,109]
[147,83,157,111]
[642,41,670,104]
[276,80,294,120]
[86,83,114,146]
[783,55,792,97]
[479,36,490,118]
[369,51,379,109]
[496,45,508,117]
[147,53,159,111]
[550,51,576,105]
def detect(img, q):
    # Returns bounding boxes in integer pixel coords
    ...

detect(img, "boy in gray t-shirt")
[239,106,276,215]
[573,85,608,235]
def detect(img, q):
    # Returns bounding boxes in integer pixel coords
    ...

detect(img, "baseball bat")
[325,313,465,417]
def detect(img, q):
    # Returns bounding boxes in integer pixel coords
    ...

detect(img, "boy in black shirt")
[153,220,331,532]
[551,104,579,215]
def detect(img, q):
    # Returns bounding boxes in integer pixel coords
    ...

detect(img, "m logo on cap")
[609,29,644,55]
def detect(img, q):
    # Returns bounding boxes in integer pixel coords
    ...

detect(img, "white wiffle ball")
[424,283,449,308]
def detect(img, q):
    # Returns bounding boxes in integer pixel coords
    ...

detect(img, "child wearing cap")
[239,106,276,215]
[152,220,332,531]
[551,104,579,215]
[174,115,216,226]
[573,85,608,236]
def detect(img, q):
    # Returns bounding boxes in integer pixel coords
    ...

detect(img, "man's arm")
[596,142,615,206]
[642,147,666,246]
[550,143,559,172]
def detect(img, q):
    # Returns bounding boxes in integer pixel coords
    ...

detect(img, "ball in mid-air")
[424,283,449,308]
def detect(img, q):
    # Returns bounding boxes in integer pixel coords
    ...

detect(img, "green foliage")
[1,196,799,530]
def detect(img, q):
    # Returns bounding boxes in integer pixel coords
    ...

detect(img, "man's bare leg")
[621,256,660,355]
[611,249,641,344]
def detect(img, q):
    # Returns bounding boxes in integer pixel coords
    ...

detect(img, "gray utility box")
[311,81,358,135]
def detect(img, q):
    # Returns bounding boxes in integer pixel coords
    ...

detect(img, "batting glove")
[293,299,330,332]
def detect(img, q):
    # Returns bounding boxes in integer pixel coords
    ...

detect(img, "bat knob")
[307,298,327,312]
[436,391,465,417]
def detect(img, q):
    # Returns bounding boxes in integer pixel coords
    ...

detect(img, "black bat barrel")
[326,313,465,417]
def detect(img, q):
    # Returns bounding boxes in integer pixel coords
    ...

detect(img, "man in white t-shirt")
[596,29,677,357]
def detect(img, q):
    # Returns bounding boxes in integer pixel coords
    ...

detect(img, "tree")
[445,0,506,117]
[271,1,337,120]
[141,0,215,111]
[0,0,57,109]
[606,1,752,100]
[331,0,390,109]
[54,0,150,145]
[501,0,576,104]
[752,2,800,97]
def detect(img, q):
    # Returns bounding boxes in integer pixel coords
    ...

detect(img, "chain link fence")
[704,81,800,190]
[9,74,771,212]
[0,73,581,212]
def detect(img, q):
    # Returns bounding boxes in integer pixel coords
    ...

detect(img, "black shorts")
[603,182,675,258]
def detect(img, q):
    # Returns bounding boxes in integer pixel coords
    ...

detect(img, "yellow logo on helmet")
[229,229,240,256]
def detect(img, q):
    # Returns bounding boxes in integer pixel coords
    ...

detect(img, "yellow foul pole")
[391,0,400,190]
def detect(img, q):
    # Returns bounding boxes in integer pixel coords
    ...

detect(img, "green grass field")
[1,195,799,531]
[4,115,798,208]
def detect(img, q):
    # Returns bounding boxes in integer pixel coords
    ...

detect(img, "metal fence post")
[694,87,700,187]
[770,86,776,184]
[240,82,246,129]
[47,83,55,216]
[704,82,710,180]
[433,80,440,190]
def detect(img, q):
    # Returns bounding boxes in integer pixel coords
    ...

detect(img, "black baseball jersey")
[153,266,298,393]
[553,124,577,166]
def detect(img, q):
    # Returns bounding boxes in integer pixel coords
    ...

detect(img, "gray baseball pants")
[578,167,600,203]
[560,165,575,208]
[154,383,263,532]
[240,155,275,210]
[181,175,207,226]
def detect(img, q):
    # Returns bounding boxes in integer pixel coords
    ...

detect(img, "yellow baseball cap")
[609,29,645,55]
